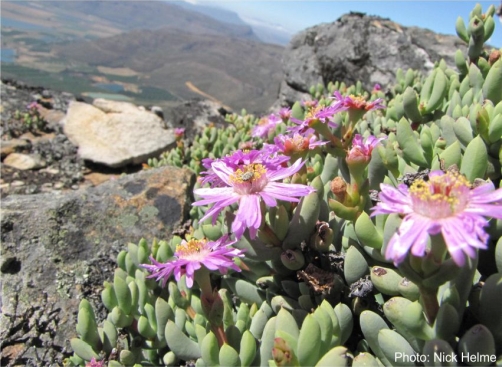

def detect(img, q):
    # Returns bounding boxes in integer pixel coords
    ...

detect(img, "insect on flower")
[239,171,254,182]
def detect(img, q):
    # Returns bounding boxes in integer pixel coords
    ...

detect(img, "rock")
[63,100,176,168]
[275,12,465,107]
[167,98,229,141]
[0,138,30,158]
[150,105,165,120]
[3,153,46,170]
[0,165,196,365]
[91,98,140,114]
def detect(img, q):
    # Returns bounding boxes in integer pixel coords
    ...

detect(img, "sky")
[197,1,502,47]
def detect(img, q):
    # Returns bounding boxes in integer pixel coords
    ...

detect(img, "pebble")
[3,153,46,170]
[11,180,25,187]
[41,167,60,175]
[53,182,64,189]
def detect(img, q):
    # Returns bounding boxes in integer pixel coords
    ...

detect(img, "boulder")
[166,98,229,141]
[62,99,176,168]
[275,12,465,107]
[0,165,195,365]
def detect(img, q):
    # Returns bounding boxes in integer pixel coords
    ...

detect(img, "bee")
[240,171,254,181]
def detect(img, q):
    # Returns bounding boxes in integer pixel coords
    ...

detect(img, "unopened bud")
[331,177,348,202]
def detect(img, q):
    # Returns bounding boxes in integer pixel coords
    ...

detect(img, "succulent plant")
[68,4,502,367]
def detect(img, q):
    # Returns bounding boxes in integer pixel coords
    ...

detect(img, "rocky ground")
[0,79,149,198]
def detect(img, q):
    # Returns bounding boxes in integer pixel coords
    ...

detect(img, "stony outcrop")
[166,98,230,141]
[275,12,466,107]
[62,99,176,168]
[0,165,195,365]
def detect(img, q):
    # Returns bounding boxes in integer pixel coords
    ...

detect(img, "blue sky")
[199,1,501,47]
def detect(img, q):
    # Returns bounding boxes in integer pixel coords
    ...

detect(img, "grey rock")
[0,165,196,365]
[275,12,465,107]
[167,98,229,141]
[150,105,165,121]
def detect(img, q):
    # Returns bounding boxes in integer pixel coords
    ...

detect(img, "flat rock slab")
[0,165,195,365]
[63,99,175,168]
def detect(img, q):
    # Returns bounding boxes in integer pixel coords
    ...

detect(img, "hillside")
[52,28,284,112]
[2,0,284,112]
[1,0,258,39]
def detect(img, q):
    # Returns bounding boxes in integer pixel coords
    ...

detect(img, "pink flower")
[85,358,105,367]
[288,103,345,135]
[332,91,385,112]
[371,171,502,266]
[278,107,292,121]
[372,84,382,92]
[141,235,244,288]
[252,114,282,138]
[174,127,185,138]
[346,134,385,165]
[199,150,289,188]
[272,133,327,156]
[193,150,315,239]
[27,101,40,110]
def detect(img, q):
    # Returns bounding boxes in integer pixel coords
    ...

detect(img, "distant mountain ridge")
[53,27,284,112]
[1,0,284,113]
[173,1,293,45]
[12,0,259,39]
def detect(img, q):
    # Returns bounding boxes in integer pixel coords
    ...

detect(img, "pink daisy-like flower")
[289,103,345,135]
[141,235,244,288]
[272,133,327,156]
[252,114,282,139]
[199,150,290,188]
[278,107,292,121]
[193,151,315,239]
[346,134,386,165]
[332,91,385,112]
[371,171,502,266]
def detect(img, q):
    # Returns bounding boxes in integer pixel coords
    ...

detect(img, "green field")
[2,63,180,104]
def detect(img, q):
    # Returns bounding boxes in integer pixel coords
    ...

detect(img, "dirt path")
[185,81,232,110]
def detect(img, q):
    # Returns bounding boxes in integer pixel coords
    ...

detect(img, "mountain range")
[1,0,289,113]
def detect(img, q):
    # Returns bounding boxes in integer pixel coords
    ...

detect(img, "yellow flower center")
[229,164,266,184]
[409,172,471,218]
[305,105,323,120]
[347,94,367,109]
[175,239,207,257]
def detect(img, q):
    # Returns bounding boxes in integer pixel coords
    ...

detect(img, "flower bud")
[331,177,348,202]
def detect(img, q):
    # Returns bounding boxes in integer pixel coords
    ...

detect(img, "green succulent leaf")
[201,332,219,367]
[297,315,321,367]
[165,321,202,361]
[240,330,257,367]
[460,135,488,181]
[70,338,99,361]
[315,346,351,367]
[377,329,416,367]
[396,118,428,167]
